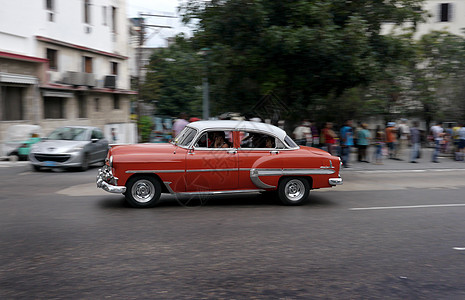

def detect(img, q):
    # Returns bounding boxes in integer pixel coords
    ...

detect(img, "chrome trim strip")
[250,169,276,189]
[186,168,237,173]
[176,189,265,196]
[163,181,264,196]
[164,182,175,194]
[250,168,335,176]
[249,168,336,189]
[126,170,185,174]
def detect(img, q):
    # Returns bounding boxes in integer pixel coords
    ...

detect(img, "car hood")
[32,140,88,153]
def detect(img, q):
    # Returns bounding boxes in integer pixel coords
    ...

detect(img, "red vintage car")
[97,120,342,208]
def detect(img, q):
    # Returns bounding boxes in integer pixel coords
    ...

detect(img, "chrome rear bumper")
[329,177,343,186]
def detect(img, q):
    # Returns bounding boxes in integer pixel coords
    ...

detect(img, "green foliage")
[141,35,203,117]
[138,115,153,143]
[179,0,426,118]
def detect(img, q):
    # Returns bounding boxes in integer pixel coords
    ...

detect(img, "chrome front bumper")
[329,177,343,186]
[96,167,126,194]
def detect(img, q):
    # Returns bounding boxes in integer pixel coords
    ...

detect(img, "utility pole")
[135,12,176,142]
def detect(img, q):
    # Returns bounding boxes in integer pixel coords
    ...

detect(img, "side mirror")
[91,138,99,143]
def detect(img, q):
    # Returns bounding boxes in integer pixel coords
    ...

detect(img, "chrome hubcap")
[131,180,155,203]
[285,180,305,201]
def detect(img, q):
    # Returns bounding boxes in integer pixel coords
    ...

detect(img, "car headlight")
[69,145,84,153]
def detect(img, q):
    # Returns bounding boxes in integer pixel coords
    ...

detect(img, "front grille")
[34,154,71,163]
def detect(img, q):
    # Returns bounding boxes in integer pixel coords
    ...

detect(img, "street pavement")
[1,149,465,299]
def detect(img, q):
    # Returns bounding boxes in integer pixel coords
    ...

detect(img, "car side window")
[240,131,276,149]
[194,131,233,149]
[92,129,103,140]
[195,132,208,148]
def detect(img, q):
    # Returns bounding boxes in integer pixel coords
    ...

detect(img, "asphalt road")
[1,161,465,299]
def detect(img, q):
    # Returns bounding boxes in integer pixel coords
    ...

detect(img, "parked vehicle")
[3,125,42,160]
[97,120,342,208]
[29,126,108,171]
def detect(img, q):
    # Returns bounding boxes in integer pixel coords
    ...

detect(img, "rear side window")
[239,131,276,149]
[284,136,298,148]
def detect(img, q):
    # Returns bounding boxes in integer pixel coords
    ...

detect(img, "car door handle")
[270,150,279,155]
[227,150,237,154]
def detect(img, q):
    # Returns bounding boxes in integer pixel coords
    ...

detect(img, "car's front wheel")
[80,153,89,171]
[278,177,310,206]
[125,175,161,208]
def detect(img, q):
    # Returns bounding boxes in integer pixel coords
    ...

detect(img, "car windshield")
[172,127,197,147]
[48,127,88,141]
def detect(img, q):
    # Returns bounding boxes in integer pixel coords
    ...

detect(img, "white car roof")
[187,120,288,140]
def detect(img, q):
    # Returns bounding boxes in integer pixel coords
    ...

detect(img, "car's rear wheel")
[125,175,161,208]
[278,177,310,205]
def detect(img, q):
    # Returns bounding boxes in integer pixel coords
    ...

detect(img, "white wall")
[0,0,130,89]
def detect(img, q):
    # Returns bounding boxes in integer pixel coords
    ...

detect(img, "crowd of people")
[293,119,465,168]
[155,113,465,168]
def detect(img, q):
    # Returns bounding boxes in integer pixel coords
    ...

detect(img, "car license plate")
[44,161,57,167]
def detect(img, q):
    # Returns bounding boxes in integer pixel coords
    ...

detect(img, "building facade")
[0,0,136,155]
[417,1,465,36]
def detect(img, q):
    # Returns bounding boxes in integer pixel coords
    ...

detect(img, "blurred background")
[1,0,465,154]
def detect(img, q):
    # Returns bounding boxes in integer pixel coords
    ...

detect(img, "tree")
[141,35,203,117]
[413,31,465,127]
[180,0,426,117]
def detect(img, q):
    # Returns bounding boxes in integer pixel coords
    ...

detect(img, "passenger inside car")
[212,131,230,148]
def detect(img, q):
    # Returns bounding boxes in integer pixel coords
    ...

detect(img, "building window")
[95,98,100,112]
[44,97,66,119]
[113,94,120,109]
[84,0,91,24]
[45,0,54,10]
[111,62,118,75]
[1,86,24,121]
[111,6,117,33]
[78,94,87,118]
[102,6,107,26]
[83,56,93,73]
[439,3,452,22]
[46,48,58,70]
[46,0,55,21]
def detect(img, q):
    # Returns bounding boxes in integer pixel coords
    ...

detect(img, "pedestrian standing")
[310,121,320,147]
[172,112,189,137]
[385,122,398,160]
[356,123,371,162]
[397,119,410,160]
[458,123,465,161]
[340,120,354,167]
[293,120,311,146]
[430,121,444,163]
[409,121,421,163]
[322,122,337,155]
[373,125,385,164]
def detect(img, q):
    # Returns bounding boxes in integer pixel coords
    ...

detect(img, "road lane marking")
[350,204,465,211]
[453,247,465,251]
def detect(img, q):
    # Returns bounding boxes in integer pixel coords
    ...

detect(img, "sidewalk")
[343,147,465,172]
